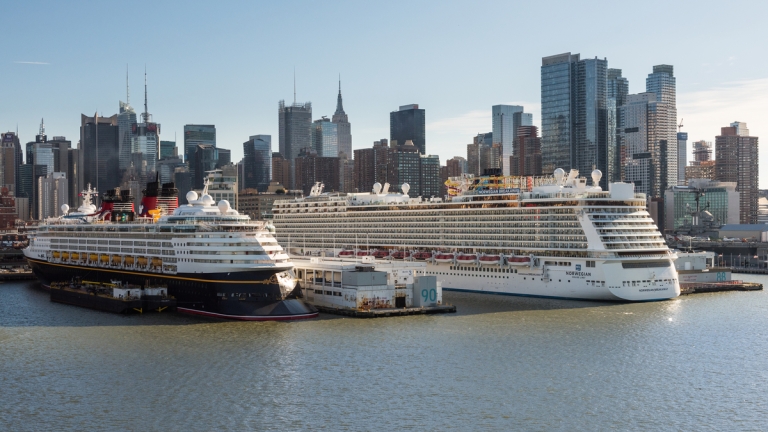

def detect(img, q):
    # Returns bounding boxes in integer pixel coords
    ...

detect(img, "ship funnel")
[591,169,602,186]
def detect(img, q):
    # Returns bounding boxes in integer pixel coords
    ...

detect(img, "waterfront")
[2,277,768,430]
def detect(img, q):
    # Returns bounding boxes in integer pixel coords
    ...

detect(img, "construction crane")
[678,118,684,133]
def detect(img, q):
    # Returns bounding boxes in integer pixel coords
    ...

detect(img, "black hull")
[27,258,318,321]
[50,288,145,314]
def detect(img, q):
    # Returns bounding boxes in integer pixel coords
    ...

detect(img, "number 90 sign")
[421,288,437,303]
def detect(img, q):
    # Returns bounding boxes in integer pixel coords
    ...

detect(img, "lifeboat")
[61,252,70,261]
[151,258,162,267]
[390,251,410,260]
[124,256,135,266]
[434,253,455,263]
[137,257,148,266]
[372,250,389,259]
[89,253,98,262]
[456,254,477,264]
[338,250,355,257]
[111,255,121,264]
[507,255,531,266]
[479,255,501,265]
[100,254,109,263]
[71,253,79,261]
[412,251,433,260]
[356,251,369,257]
[52,251,61,259]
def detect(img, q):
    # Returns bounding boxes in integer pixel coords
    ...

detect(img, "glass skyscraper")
[243,135,272,192]
[390,104,425,154]
[312,117,338,157]
[492,105,530,176]
[184,124,216,185]
[278,100,312,189]
[607,69,628,183]
[541,52,610,187]
[117,101,136,171]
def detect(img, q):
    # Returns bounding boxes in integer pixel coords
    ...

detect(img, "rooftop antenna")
[142,65,149,123]
[39,118,45,136]
[293,67,296,104]
[126,64,130,105]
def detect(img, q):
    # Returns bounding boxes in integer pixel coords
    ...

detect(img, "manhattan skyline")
[2,0,766,186]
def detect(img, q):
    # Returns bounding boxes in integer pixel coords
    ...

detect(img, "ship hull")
[26,258,318,320]
[424,260,680,301]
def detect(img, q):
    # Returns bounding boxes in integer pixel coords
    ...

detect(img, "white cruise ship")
[271,169,680,301]
[24,179,317,320]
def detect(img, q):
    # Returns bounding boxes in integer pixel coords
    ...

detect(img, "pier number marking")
[716,272,727,282]
[421,288,437,303]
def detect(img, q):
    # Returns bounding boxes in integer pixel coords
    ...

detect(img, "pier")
[680,280,763,295]
[0,270,36,281]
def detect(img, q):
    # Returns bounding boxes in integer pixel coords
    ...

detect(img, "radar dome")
[201,194,214,206]
[591,169,603,186]
[372,182,382,194]
[218,200,231,214]
[554,168,566,185]
[186,191,198,203]
[61,204,69,214]
[401,183,410,196]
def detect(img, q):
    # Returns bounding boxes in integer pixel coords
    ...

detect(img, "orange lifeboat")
[111,255,121,264]
[100,254,109,263]
[151,258,162,267]
[89,253,98,262]
[137,257,148,266]
[71,252,79,261]
[61,252,70,261]
[124,256,135,266]
[52,251,61,259]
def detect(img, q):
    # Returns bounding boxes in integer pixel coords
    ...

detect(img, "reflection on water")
[2,277,768,430]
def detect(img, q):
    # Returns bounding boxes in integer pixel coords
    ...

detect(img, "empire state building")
[332,79,352,158]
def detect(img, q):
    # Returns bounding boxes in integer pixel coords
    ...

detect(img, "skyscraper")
[243,135,272,192]
[117,100,137,171]
[130,72,160,179]
[621,92,675,197]
[193,144,218,189]
[159,140,177,159]
[466,132,493,176]
[294,148,340,195]
[278,100,312,189]
[80,113,120,194]
[0,132,22,195]
[387,141,421,196]
[332,79,352,158]
[510,126,542,176]
[645,65,678,192]
[492,105,528,176]
[607,69,629,182]
[312,117,338,157]
[184,124,216,182]
[541,53,610,187]
[677,132,688,185]
[390,104,425,154]
[716,122,759,224]
[353,139,389,193]
[271,152,291,189]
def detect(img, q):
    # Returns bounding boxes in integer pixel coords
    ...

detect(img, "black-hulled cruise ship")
[23,178,317,320]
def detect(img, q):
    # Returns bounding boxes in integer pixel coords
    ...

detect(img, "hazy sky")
[2,0,767,186]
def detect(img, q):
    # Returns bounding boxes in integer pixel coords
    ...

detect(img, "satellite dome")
[401,183,411,196]
[201,194,214,206]
[186,191,199,203]
[591,169,603,186]
[372,182,382,194]
[61,204,69,214]
[553,168,566,185]
[218,200,231,214]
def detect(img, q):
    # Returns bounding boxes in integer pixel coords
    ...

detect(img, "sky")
[2,0,768,186]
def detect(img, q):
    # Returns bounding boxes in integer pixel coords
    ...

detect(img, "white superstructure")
[272,169,680,301]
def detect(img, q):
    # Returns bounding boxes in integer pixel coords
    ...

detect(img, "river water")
[2,276,767,431]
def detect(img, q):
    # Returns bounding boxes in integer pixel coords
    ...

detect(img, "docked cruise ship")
[23,179,317,320]
[272,169,680,301]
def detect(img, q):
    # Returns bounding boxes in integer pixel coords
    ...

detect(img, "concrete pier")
[680,281,762,295]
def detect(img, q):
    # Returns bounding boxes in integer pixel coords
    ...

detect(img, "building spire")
[293,67,296,104]
[126,64,130,105]
[39,118,45,136]
[334,75,345,116]
[142,66,149,123]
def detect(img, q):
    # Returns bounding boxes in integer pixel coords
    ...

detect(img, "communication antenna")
[293,67,296,104]
[142,66,150,123]
[678,118,684,133]
[126,64,130,105]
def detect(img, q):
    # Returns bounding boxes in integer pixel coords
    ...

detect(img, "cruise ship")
[271,169,680,301]
[23,178,317,320]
